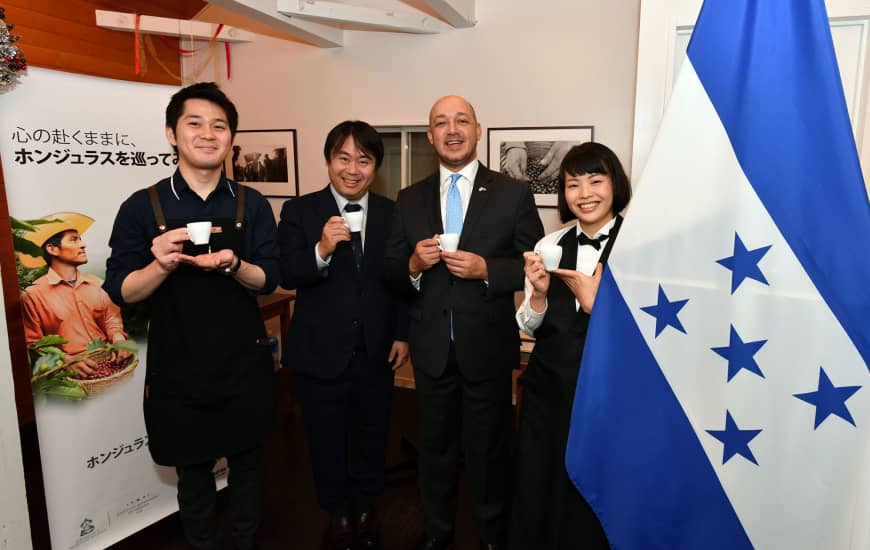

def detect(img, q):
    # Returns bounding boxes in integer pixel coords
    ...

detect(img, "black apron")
[522,215,623,395]
[142,184,276,466]
[511,217,622,550]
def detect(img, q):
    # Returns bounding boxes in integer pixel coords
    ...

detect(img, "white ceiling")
[197,0,475,47]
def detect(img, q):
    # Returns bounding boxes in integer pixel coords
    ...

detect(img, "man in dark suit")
[278,121,409,550]
[383,96,544,550]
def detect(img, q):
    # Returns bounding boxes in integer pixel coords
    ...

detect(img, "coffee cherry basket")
[69,348,139,396]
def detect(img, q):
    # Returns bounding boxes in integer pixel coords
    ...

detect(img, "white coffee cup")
[438,233,460,252]
[344,210,363,232]
[186,221,213,245]
[539,244,562,271]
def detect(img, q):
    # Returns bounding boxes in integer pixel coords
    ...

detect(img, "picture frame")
[487,126,594,207]
[226,129,299,197]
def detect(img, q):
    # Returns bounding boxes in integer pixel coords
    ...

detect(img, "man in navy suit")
[278,121,409,550]
[384,96,544,550]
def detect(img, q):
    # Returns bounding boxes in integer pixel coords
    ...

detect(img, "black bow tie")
[577,232,609,250]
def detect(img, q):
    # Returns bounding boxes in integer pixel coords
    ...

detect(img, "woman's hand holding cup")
[524,251,550,312]
[524,251,551,295]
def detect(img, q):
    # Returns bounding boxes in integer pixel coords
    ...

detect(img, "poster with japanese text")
[0,68,226,549]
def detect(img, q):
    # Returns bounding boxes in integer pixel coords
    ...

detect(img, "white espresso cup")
[344,210,364,232]
[186,221,213,245]
[437,233,460,252]
[539,244,563,271]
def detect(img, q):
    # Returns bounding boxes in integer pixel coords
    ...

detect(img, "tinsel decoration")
[0,7,27,91]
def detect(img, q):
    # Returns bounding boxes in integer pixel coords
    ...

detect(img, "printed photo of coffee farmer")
[18,212,131,378]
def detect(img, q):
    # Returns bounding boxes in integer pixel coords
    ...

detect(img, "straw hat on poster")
[18,211,94,269]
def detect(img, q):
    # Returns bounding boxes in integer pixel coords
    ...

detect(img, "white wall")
[0,267,33,550]
[216,0,641,232]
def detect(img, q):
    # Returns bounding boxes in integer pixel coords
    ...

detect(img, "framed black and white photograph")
[226,129,299,197]
[487,126,594,207]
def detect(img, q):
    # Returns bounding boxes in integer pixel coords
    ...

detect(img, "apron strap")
[234,182,246,229]
[149,181,244,232]
[598,214,624,266]
[148,184,168,233]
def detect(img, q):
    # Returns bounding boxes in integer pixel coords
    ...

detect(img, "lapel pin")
[479,186,487,192]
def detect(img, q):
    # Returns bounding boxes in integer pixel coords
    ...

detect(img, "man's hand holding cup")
[317,216,351,259]
[152,227,190,273]
[409,234,442,277]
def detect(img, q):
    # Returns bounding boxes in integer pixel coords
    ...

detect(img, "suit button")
[442,310,448,316]
[352,319,360,327]
[449,279,455,286]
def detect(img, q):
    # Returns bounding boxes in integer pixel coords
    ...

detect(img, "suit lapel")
[459,165,492,248]
[315,184,341,220]
[315,185,355,274]
[422,173,444,235]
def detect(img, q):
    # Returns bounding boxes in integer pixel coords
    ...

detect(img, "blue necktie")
[445,173,463,235]
[344,203,363,271]
[445,174,463,341]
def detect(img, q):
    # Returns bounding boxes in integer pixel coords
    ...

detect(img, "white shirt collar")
[439,159,479,189]
[329,184,369,213]
[577,215,617,239]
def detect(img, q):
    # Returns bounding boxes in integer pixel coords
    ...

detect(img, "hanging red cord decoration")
[133,19,231,81]
[156,35,198,54]
[155,23,224,55]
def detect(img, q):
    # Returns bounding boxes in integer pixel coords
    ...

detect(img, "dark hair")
[165,82,239,152]
[41,230,74,265]
[557,142,632,223]
[323,120,384,168]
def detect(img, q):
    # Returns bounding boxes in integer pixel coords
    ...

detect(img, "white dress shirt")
[516,216,617,336]
[410,160,480,289]
[438,160,478,231]
[315,186,369,270]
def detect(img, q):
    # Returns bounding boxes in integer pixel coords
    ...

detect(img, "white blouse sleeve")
[516,273,547,336]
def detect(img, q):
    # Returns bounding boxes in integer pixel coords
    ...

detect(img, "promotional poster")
[0,67,227,549]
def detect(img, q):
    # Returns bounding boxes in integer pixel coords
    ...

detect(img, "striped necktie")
[344,203,363,271]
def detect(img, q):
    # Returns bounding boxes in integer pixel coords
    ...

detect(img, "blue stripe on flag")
[687,0,870,367]
[566,270,752,550]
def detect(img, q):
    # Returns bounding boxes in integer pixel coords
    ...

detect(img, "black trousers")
[509,380,609,550]
[414,344,512,544]
[295,350,393,517]
[176,446,262,550]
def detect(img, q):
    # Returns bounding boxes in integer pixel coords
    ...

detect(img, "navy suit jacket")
[279,186,408,379]
[383,164,544,381]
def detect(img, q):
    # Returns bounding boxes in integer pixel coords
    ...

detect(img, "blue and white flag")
[566,1,870,548]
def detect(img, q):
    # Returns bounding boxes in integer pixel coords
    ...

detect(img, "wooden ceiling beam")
[95,10,254,42]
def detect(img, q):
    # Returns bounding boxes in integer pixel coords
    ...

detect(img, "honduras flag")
[565,1,870,548]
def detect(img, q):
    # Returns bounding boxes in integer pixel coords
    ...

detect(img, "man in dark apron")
[104,82,279,550]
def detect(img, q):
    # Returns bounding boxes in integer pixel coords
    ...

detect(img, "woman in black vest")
[509,143,632,550]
